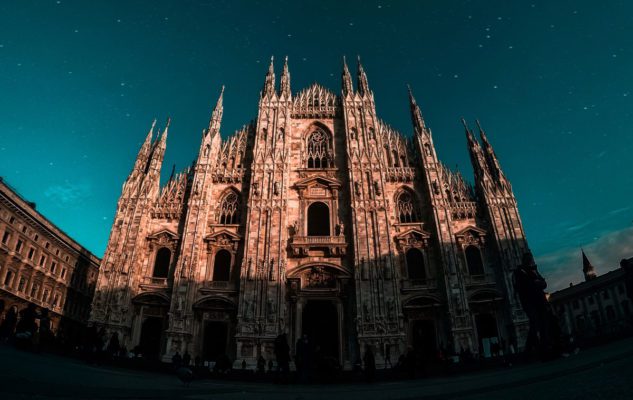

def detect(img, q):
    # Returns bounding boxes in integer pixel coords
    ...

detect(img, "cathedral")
[90,57,531,369]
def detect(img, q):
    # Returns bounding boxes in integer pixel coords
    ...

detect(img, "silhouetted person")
[274,333,290,383]
[182,350,191,367]
[0,306,18,342]
[363,344,376,383]
[405,346,416,379]
[295,334,311,382]
[257,355,266,374]
[384,344,392,368]
[107,332,120,358]
[38,308,52,351]
[172,351,182,368]
[514,251,553,359]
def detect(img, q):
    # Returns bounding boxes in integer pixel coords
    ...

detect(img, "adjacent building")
[90,57,533,368]
[549,252,633,341]
[0,177,101,342]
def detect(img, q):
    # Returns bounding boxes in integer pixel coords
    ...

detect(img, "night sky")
[1,0,632,290]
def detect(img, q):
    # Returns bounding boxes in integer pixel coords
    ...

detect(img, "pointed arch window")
[465,245,484,276]
[212,249,231,282]
[396,190,419,223]
[306,129,332,168]
[406,248,426,280]
[153,247,171,278]
[219,191,240,225]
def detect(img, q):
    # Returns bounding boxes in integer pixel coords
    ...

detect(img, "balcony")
[140,276,169,290]
[464,273,496,287]
[401,278,438,292]
[289,235,347,257]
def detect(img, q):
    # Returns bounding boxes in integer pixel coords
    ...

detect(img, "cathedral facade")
[90,57,531,368]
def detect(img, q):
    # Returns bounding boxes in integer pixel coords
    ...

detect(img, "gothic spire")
[463,118,489,181]
[407,85,428,134]
[131,119,157,174]
[582,249,597,281]
[342,55,353,96]
[279,56,291,98]
[262,56,276,98]
[207,86,224,136]
[357,56,370,96]
[475,119,508,186]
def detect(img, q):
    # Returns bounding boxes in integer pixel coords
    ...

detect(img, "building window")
[18,277,26,292]
[590,310,601,327]
[1,231,10,244]
[153,247,171,278]
[3,270,13,286]
[51,261,57,274]
[307,202,330,236]
[45,242,50,249]
[34,234,38,241]
[405,248,426,280]
[21,225,27,233]
[52,294,59,308]
[465,245,485,276]
[9,216,15,224]
[587,295,595,305]
[39,255,46,267]
[212,249,231,282]
[15,239,23,253]
[306,129,331,168]
[43,289,50,303]
[396,190,419,223]
[606,305,616,321]
[572,299,580,310]
[61,268,66,279]
[219,191,240,224]
[27,247,35,260]
[602,290,610,300]
[30,283,39,298]
[576,315,585,330]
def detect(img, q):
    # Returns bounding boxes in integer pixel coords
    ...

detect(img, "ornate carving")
[303,266,336,289]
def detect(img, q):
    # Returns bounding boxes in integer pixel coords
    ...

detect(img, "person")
[363,344,376,383]
[514,251,553,359]
[257,355,266,374]
[38,308,52,352]
[182,350,191,367]
[0,305,18,342]
[295,334,311,382]
[274,333,290,383]
[172,351,182,368]
[404,346,416,379]
[107,332,120,359]
[384,344,392,368]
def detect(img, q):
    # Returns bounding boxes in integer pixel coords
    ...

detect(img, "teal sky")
[1,0,632,289]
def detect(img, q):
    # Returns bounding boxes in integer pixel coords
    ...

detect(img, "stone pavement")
[1,338,633,399]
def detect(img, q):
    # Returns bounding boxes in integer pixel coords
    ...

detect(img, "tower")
[582,249,597,281]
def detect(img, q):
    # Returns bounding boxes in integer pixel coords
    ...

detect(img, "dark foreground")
[1,338,633,400]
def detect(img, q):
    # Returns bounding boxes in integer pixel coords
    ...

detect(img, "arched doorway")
[302,300,339,361]
[139,317,164,360]
[475,313,499,358]
[307,202,330,236]
[203,321,228,362]
[411,320,437,361]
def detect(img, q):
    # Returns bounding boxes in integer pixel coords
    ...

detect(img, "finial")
[461,117,469,130]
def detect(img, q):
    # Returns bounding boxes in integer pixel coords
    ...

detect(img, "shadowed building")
[549,252,633,341]
[0,177,100,342]
[90,57,532,368]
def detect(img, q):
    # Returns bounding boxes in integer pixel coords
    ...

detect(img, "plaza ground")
[1,338,633,399]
